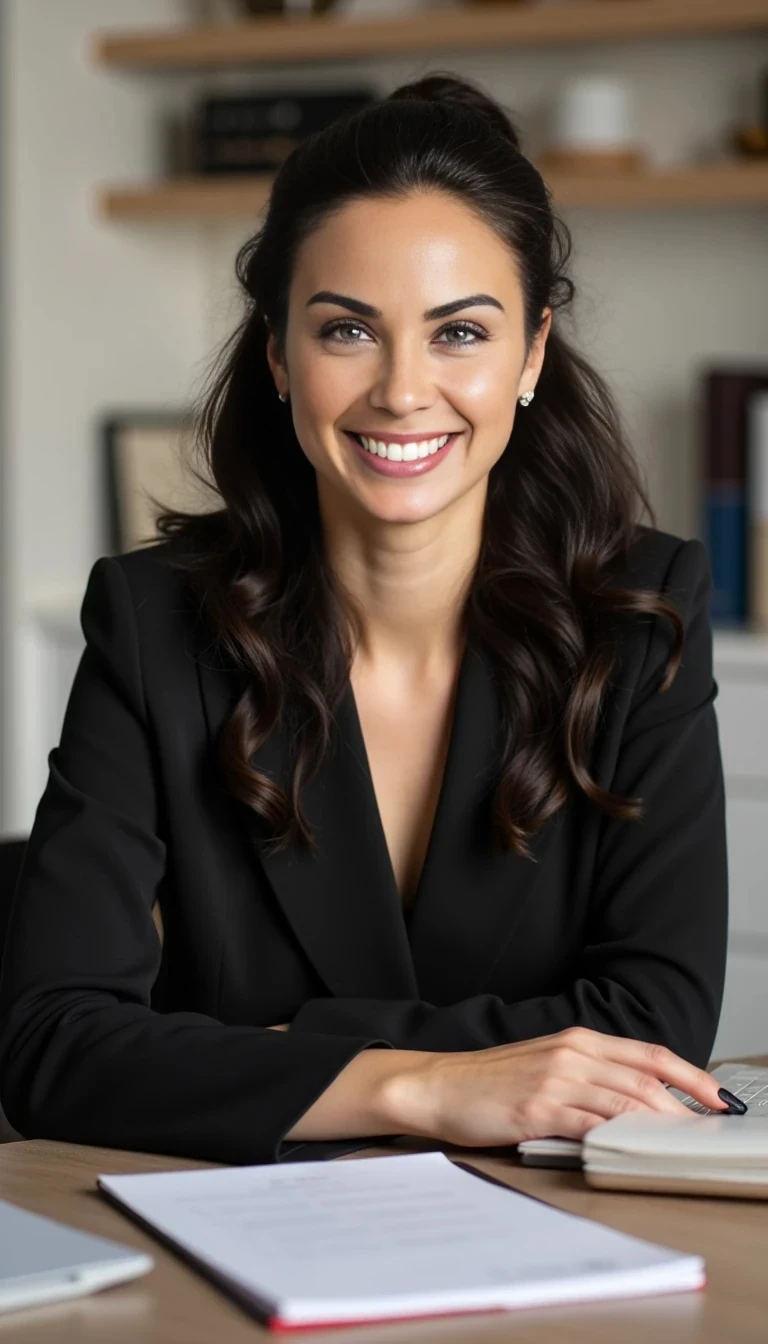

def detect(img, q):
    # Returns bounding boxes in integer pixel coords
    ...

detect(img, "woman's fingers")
[551,1028,727,1110]
[554,1078,681,1122]
[524,1105,607,1143]
[579,1061,692,1115]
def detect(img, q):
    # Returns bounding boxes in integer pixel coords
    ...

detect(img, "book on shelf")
[749,390,768,633]
[192,89,374,174]
[701,366,768,630]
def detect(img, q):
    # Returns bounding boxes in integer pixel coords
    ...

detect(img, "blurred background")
[0,0,767,1060]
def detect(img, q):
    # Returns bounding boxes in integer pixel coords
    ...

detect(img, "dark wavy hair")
[156,72,685,862]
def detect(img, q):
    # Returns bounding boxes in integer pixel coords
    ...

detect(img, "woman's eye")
[319,320,488,347]
[440,322,488,346]
[321,321,369,344]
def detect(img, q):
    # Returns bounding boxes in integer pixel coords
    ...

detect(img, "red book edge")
[268,1275,707,1331]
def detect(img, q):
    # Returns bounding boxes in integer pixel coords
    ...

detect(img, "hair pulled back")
[158,72,684,861]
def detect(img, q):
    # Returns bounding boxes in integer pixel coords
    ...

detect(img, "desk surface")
[1,1119,768,1343]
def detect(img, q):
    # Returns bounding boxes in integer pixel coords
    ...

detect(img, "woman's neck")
[319,482,485,677]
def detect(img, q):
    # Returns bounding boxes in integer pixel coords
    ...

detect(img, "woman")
[0,76,731,1165]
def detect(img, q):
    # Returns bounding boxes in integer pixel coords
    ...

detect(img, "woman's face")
[267,191,551,528]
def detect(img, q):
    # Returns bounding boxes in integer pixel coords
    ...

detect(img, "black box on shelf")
[193,88,376,173]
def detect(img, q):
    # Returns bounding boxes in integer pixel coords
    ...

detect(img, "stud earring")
[518,390,535,407]
[278,391,288,402]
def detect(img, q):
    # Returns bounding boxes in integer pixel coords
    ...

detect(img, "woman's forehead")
[291,196,522,311]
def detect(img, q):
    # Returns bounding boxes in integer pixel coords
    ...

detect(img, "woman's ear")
[265,329,287,396]
[520,307,552,396]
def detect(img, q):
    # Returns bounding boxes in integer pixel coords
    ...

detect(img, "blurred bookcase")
[97,160,768,220]
[91,1,768,218]
[92,1,768,70]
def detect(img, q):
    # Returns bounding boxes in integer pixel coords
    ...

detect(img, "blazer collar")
[199,633,562,1004]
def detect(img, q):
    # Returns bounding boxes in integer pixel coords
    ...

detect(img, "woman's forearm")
[282,1028,731,1150]
[282,1046,436,1142]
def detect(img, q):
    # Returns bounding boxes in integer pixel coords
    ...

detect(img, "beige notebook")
[583,1113,768,1199]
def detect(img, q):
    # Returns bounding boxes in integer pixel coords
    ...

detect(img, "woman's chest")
[350,673,459,908]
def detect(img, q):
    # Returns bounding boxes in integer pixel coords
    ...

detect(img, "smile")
[344,431,461,478]
[351,433,452,462]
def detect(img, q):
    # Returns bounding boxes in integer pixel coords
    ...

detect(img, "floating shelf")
[92,0,768,71]
[100,175,273,221]
[97,162,768,222]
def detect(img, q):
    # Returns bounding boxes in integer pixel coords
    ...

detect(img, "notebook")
[518,1060,768,1177]
[98,1151,704,1330]
[583,1112,768,1198]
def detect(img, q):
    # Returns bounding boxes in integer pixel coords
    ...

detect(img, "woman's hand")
[388,1026,732,1149]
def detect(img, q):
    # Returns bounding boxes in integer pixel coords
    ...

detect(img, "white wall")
[0,0,213,833]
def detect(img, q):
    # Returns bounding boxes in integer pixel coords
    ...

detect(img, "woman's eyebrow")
[306,291,505,320]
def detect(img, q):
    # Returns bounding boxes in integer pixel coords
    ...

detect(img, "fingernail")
[717,1087,748,1114]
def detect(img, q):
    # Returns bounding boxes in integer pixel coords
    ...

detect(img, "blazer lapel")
[405,637,564,1005]
[197,650,418,1000]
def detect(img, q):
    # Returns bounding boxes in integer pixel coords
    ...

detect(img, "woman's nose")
[368,347,437,417]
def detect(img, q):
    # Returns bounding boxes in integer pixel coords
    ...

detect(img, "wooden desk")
[1,1127,767,1344]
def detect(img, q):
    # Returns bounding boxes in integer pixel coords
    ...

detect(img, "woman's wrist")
[376,1049,447,1139]
[281,1045,442,1143]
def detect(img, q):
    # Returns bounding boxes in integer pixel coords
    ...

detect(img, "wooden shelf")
[97,162,768,221]
[100,175,273,221]
[92,1,768,71]
[547,160,768,209]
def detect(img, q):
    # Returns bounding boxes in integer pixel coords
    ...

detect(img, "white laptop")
[0,1198,153,1315]
[518,1061,768,1168]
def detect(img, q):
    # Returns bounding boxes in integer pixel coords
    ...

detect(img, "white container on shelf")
[550,75,634,152]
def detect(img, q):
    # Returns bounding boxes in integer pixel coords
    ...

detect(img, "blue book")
[705,485,747,624]
[701,370,768,628]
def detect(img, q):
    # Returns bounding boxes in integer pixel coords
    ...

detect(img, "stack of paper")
[99,1151,704,1329]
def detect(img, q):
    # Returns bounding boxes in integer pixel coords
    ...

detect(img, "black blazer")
[0,525,728,1166]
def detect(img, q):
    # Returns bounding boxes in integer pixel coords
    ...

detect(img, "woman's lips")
[345,431,460,477]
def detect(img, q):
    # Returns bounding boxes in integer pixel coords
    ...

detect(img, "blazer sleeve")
[0,557,393,1165]
[288,539,728,1068]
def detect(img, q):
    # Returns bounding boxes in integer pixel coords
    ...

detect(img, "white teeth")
[356,433,451,461]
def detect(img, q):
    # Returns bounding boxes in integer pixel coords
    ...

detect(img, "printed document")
[99,1150,703,1328]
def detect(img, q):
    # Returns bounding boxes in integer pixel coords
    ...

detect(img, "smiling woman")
[0,74,729,1166]
[267,206,551,509]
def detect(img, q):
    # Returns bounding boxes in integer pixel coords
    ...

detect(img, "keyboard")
[673,1064,768,1116]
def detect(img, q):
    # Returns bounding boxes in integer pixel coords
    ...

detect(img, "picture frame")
[102,412,220,554]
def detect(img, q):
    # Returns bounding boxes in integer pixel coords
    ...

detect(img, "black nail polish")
[718,1087,748,1114]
